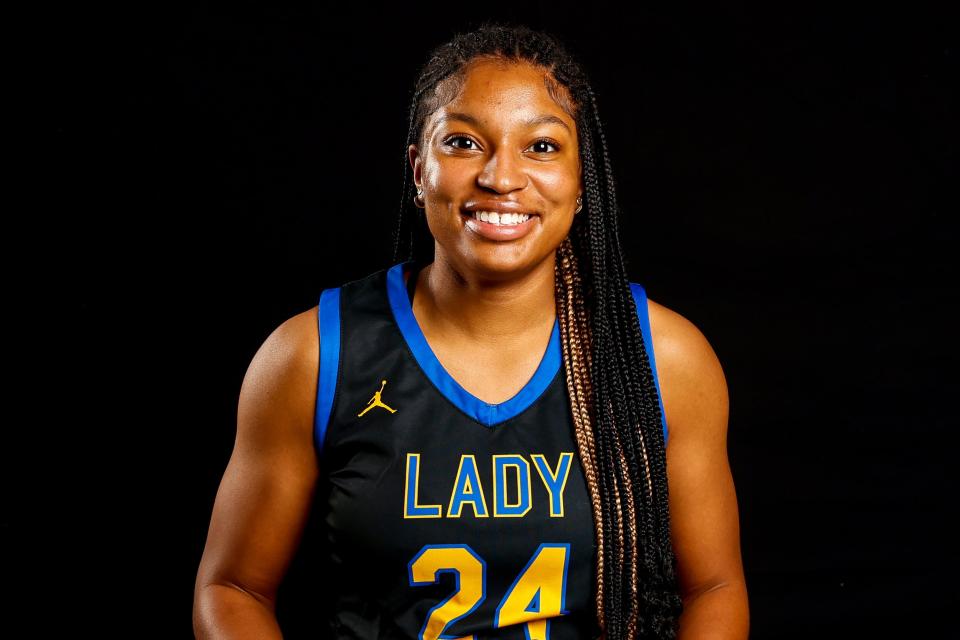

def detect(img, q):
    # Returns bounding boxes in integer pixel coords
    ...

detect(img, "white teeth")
[472,210,532,225]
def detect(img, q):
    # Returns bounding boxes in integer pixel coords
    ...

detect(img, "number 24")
[407,542,571,640]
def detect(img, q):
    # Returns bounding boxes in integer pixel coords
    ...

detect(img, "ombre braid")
[391,21,683,640]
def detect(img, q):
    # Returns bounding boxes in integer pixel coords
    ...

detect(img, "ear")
[409,144,424,189]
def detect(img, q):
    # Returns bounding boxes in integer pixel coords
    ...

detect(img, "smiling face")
[409,58,582,279]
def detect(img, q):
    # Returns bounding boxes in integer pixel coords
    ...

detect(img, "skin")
[193,59,748,639]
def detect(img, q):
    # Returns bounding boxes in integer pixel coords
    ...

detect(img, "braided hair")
[391,21,683,640]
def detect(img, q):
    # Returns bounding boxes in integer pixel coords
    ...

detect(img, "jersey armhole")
[629,283,669,447]
[315,286,342,460]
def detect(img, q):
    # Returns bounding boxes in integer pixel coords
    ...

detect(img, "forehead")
[428,59,576,134]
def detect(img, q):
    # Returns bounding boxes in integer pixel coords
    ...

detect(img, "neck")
[412,251,557,342]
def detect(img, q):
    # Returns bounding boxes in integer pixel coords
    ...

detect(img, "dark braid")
[391,21,683,639]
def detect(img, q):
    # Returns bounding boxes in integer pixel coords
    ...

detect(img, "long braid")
[393,21,683,639]
[570,105,623,639]
[556,238,606,626]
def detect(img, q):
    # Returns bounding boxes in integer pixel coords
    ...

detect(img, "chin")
[461,249,547,281]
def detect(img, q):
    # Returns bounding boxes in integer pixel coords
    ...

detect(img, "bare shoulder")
[246,305,319,379]
[645,297,729,446]
[243,305,319,394]
[237,305,320,451]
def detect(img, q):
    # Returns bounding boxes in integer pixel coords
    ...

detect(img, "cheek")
[532,168,579,243]
[421,156,471,197]
[533,167,579,207]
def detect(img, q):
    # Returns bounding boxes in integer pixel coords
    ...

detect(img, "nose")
[476,148,526,193]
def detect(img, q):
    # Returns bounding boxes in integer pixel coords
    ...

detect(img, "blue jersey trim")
[314,286,342,458]
[386,260,562,428]
[630,283,669,446]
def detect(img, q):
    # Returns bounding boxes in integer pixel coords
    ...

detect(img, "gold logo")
[358,379,397,416]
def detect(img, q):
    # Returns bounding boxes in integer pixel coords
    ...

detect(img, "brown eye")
[445,136,478,150]
[529,139,559,153]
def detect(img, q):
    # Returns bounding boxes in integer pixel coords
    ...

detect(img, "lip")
[460,208,539,241]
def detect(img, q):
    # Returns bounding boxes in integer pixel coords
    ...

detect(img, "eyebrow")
[432,111,572,135]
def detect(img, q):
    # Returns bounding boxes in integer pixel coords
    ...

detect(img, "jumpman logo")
[358,379,397,417]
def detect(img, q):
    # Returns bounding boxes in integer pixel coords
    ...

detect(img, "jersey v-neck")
[386,260,562,428]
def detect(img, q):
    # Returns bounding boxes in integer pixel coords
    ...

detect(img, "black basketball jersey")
[313,259,668,640]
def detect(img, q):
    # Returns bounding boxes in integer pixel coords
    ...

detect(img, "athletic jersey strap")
[314,286,341,458]
[630,283,670,446]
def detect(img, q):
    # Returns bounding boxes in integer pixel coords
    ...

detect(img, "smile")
[460,209,540,241]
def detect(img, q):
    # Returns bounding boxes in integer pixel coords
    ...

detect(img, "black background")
[42,2,956,638]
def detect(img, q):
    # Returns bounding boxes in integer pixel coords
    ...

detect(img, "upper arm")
[647,298,746,603]
[194,306,321,606]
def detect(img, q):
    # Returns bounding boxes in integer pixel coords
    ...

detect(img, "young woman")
[194,23,748,640]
